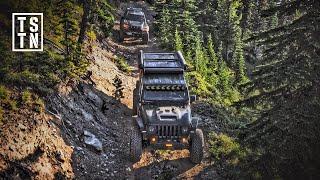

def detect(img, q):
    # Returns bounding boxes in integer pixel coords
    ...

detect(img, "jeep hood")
[142,105,191,124]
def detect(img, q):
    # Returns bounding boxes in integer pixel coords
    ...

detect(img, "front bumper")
[122,27,148,37]
[148,139,189,150]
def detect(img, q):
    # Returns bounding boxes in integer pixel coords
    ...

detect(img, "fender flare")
[133,116,144,130]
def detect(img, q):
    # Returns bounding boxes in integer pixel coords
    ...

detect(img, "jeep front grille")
[130,26,140,31]
[156,125,182,138]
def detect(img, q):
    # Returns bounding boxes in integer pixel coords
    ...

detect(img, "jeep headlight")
[182,126,189,134]
[148,126,156,133]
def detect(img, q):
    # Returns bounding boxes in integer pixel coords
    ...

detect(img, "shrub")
[115,56,131,74]
[8,100,17,111]
[0,85,9,101]
[208,132,246,163]
[87,29,97,42]
[22,90,32,105]
[34,97,45,113]
[186,71,213,98]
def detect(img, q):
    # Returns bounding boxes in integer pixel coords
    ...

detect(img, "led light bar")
[145,85,186,91]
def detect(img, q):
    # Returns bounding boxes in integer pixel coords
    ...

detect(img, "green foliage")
[207,34,218,73]
[34,97,45,113]
[239,0,320,179]
[181,10,199,50]
[174,28,183,53]
[158,8,173,47]
[155,0,244,106]
[115,56,131,74]
[22,90,32,106]
[0,85,17,112]
[208,132,252,179]
[233,28,248,86]
[186,71,213,98]
[8,100,17,111]
[94,0,115,36]
[0,85,9,101]
[209,132,247,161]
[87,29,97,42]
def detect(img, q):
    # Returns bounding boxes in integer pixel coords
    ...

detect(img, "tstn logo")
[12,13,43,52]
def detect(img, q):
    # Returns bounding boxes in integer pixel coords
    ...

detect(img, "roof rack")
[139,51,186,73]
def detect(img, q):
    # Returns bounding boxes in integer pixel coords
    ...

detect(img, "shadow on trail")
[134,157,196,180]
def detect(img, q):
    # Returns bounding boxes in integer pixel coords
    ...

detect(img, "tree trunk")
[78,0,91,44]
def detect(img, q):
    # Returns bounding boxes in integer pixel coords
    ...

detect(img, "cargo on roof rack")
[138,50,186,73]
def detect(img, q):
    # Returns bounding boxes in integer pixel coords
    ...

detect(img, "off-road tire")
[142,32,149,44]
[190,129,204,164]
[130,126,142,163]
[119,30,124,42]
[132,82,139,115]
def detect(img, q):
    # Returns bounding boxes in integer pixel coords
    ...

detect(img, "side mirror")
[190,95,197,103]
[191,117,200,128]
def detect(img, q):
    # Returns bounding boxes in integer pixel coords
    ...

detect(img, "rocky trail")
[48,1,222,179]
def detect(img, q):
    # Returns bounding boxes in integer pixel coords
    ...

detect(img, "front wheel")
[130,126,142,163]
[190,129,204,164]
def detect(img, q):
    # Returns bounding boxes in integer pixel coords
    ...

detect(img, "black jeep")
[130,51,204,163]
[119,7,150,44]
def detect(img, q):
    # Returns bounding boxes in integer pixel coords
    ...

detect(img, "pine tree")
[56,0,89,78]
[233,27,247,85]
[174,28,184,53]
[194,35,208,76]
[216,0,231,62]
[268,0,279,29]
[207,34,219,88]
[181,10,199,51]
[159,8,173,47]
[207,34,218,73]
[241,1,320,178]
[217,43,231,96]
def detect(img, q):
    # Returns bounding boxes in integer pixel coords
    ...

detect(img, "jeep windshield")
[126,13,144,22]
[143,90,188,102]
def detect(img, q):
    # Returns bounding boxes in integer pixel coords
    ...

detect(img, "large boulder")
[83,130,103,152]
